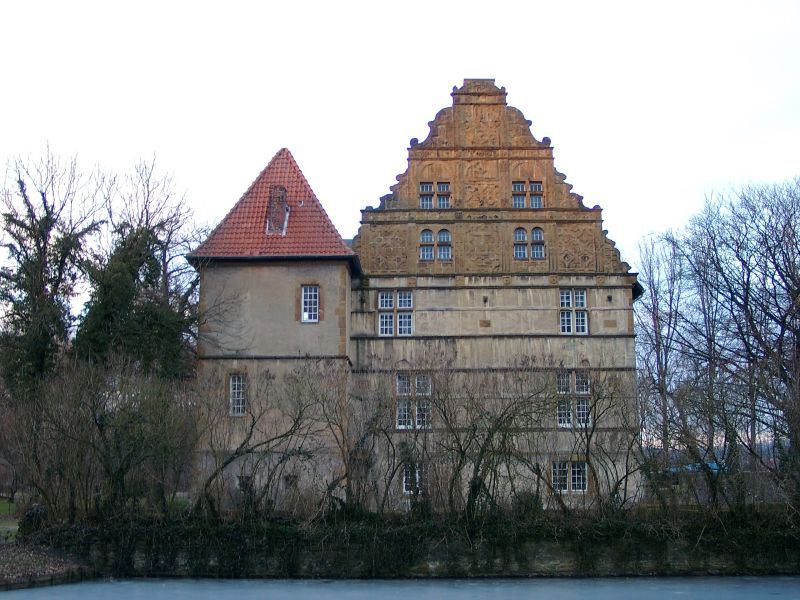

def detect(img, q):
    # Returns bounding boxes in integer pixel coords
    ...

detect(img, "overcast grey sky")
[2,0,798,269]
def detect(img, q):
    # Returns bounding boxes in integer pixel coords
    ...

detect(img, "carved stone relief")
[464,159,497,180]
[361,228,408,275]
[464,107,500,146]
[463,226,501,273]
[464,182,501,208]
[558,225,597,272]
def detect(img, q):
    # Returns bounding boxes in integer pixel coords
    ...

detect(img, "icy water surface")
[6,577,800,599]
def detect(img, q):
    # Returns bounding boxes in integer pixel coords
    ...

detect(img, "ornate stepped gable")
[189,148,354,261]
[352,79,630,277]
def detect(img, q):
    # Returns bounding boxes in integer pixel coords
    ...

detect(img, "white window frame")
[419,194,433,209]
[571,461,588,492]
[557,399,572,428]
[301,285,319,323]
[560,288,588,335]
[379,312,394,336]
[552,461,569,492]
[397,312,413,336]
[419,182,433,193]
[229,373,246,417]
[512,194,526,209]
[437,194,450,209]
[397,291,413,309]
[575,397,591,427]
[402,463,422,495]
[378,291,394,310]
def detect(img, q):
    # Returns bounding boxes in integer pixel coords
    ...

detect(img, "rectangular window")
[396,398,413,429]
[571,462,587,492]
[531,243,545,259]
[437,195,450,209]
[512,194,526,209]
[557,399,572,428]
[379,313,394,336]
[301,285,319,322]
[420,245,434,261]
[576,398,591,427]
[438,245,452,260]
[560,289,572,308]
[378,291,394,310]
[416,399,431,429]
[415,374,431,396]
[437,182,450,193]
[530,182,543,192]
[552,461,569,492]
[419,195,433,209]
[403,463,421,495]
[560,289,588,334]
[513,243,527,259]
[575,311,588,334]
[560,310,573,334]
[512,181,526,192]
[575,371,590,394]
[556,372,571,395]
[229,373,246,416]
[378,289,414,336]
[397,291,413,309]
[419,182,433,192]
[396,373,412,396]
[397,312,413,336]
[530,195,543,209]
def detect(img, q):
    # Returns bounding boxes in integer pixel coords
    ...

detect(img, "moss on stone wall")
[25,509,800,578]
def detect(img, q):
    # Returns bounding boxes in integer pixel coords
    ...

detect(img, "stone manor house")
[188,79,642,513]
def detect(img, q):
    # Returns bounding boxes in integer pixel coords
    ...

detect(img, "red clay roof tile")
[189,148,353,260]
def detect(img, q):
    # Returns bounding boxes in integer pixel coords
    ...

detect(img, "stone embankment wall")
[31,518,800,578]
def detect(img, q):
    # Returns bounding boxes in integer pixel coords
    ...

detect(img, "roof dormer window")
[266,185,290,235]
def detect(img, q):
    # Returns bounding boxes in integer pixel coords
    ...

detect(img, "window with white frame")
[575,371,590,395]
[555,370,592,428]
[557,398,572,428]
[510,180,545,208]
[419,182,433,209]
[575,397,591,427]
[379,313,394,336]
[378,291,394,310]
[559,288,588,334]
[552,461,569,492]
[301,285,319,322]
[437,182,450,209]
[402,463,423,495]
[378,290,414,336]
[571,461,588,492]
[396,373,432,430]
[420,229,434,261]
[513,228,527,259]
[396,374,413,429]
[552,460,588,493]
[530,181,543,208]
[398,291,413,309]
[398,313,413,336]
[531,228,545,259]
[229,373,246,416]
[437,229,452,260]
[556,372,571,395]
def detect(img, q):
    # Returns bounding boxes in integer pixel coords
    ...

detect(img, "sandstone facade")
[190,80,641,514]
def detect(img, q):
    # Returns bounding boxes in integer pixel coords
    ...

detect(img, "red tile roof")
[189,148,354,260]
